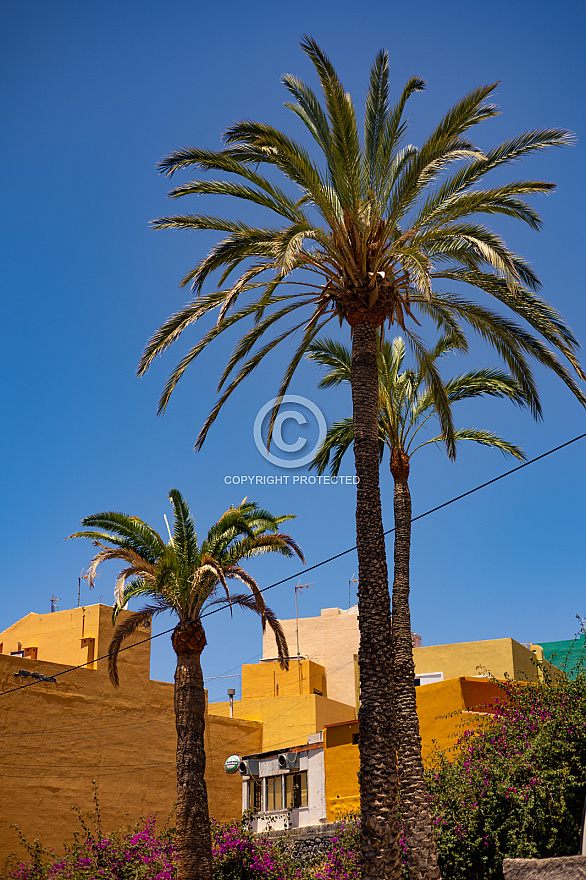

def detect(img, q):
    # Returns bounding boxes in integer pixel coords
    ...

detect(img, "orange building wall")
[0,607,261,871]
[323,677,503,820]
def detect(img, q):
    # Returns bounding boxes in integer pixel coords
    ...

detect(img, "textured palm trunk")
[351,321,402,880]
[391,451,441,880]
[172,620,213,880]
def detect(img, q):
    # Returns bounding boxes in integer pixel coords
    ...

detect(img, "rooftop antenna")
[50,595,60,613]
[348,573,358,609]
[294,581,314,657]
[77,570,89,607]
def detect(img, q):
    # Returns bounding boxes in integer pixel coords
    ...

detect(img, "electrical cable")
[2,430,585,700]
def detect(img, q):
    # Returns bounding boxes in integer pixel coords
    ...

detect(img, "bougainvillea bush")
[7,814,176,880]
[6,812,309,880]
[309,814,361,880]
[210,818,300,880]
[6,812,367,880]
[426,668,586,880]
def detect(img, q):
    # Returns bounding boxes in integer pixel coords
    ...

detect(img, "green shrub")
[426,667,586,879]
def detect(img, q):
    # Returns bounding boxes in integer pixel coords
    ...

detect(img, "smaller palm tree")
[69,491,304,880]
[308,333,527,880]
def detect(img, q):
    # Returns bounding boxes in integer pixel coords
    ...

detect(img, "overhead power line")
[2,430,585,699]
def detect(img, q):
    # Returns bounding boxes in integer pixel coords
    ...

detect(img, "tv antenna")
[294,581,314,657]
[348,573,358,609]
[77,570,90,606]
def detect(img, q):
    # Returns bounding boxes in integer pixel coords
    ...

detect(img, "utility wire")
[2,430,585,700]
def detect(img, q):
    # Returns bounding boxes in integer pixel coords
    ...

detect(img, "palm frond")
[281,74,333,161]
[300,35,362,213]
[108,609,155,687]
[364,49,389,186]
[310,418,356,476]
[168,490,197,565]
[420,427,525,460]
[306,337,352,387]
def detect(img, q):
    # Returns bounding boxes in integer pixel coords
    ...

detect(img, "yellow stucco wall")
[1,605,116,672]
[0,607,262,871]
[242,658,327,699]
[413,637,559,683]
[209,658,354,752]
[262,610,561,712]
[323,720,360,820]
[323,677,507,820]
[263,607,359,707]
[208,691,355,753]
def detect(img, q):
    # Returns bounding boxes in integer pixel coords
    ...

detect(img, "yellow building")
[207,656,356,752]
[263,606,557,709]
[0,605,262,870]
[323,676,506,820]
[1,602,563,862]
[262,605,421,708]
[252,607,562,824]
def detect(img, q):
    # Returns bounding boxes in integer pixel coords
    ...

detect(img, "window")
[266,775,283,811]
[415,672,443,687]
[285,771,308,809]
[248,778,262,813]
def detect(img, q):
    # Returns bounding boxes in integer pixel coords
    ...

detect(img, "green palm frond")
[107,608,158,687]
[306,337,352,387]
[364,49,389,187]
[412,367,530,420]
[70,491,303,684]
[169,489,197,565]
[299,35,362,213]
[140,38,583,456]
[282,74,333,164]
[69,512,166,560]
[418,293,586,413]
[167,179,305,223]
[418,428,525,460]
[310,418,358,476]
[308,331,531,468]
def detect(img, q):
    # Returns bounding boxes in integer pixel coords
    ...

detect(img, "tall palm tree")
[308,332,528,878]
[137,38,584,879]
[69,492,304,880]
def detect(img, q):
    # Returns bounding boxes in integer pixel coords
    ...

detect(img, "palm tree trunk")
[351,321,402,880]
[391,452,441,880]
[172,620,213,880]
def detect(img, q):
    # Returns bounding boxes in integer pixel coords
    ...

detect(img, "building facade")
[0,605,261,869]
[1,602,565,863]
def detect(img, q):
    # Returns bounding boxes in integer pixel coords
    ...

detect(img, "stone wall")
[503,856,586,878]
[264,823,340,862]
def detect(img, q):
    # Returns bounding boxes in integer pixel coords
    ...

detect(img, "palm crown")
[308,333,528,475]
[139,36,584,453]
[69,490,304,683]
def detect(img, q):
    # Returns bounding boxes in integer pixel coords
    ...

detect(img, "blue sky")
[2,0,585,702]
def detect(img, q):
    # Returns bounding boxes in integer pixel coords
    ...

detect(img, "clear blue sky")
[2,0,585,701]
